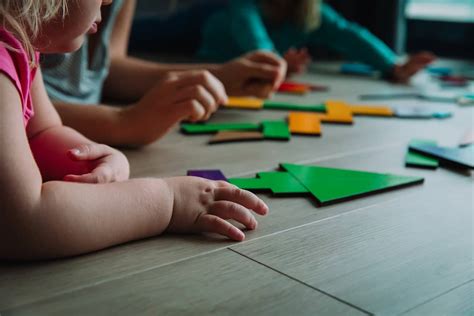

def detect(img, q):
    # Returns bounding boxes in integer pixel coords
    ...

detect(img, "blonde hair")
[260,0,322,32]
[0,0,68,64]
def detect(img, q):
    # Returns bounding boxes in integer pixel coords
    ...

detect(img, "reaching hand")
[214,51,288,98]
[164,177,269,241]
[284,47,312,75]
[64,143,130,184]
[391,51,436,83]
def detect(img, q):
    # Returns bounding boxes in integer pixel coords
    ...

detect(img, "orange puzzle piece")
[317,100,354,124]
[288,112,322,135]
[224,97,264,110]
[350,105,394,117]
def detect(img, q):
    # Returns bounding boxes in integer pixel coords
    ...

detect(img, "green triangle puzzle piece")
[281,163,424,205]
[406,140,439,169]
[263,100,326,113]
[181,123,261,134]
[262,121,291,140]
[229,172,308,194]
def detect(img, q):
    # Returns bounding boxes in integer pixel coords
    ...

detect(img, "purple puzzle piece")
[187,170,228,181]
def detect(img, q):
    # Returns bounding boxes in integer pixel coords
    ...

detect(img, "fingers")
[195,214,246,241]
[243,81,274,99]
[67,144,113,162]
[246,51,287,88]
[209,200,258,230]
[171,70,228,106]
[214,185,269,216]
[64,165,114,184]
[177,84,218,121]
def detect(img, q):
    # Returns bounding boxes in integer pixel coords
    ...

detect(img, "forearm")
[1,178,173,260]
[29,125,103,181]
[104,56,220,101]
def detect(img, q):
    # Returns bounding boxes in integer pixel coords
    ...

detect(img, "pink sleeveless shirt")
[0,29,38,126]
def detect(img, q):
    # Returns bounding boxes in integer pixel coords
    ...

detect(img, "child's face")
[34,0,113,53]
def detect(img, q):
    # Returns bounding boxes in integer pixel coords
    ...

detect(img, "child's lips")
[88,22,99,34]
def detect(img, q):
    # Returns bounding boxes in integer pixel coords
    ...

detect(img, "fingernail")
[71,149,81,155]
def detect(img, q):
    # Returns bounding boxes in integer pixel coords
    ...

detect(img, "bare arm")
[103,0,286,101]
[0,71,173,260]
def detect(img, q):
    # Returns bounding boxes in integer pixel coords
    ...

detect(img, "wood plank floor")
[1,61,472,315]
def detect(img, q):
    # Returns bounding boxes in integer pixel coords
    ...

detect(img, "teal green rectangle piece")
[263,100,326,113]
[262,121,291,140]
[406,140,439,169]
[281,163,424,205]
[181,123,261,134]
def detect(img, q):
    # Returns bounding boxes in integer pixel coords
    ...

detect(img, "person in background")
[41,0,287,147]
[198,0,435,81]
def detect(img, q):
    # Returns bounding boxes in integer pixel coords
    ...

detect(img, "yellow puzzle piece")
[288,112,322,135]
[350,105,394,117]
[224,97,265,110]
[317,100,354,124]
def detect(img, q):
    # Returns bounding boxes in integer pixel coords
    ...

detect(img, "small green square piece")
[262,121,291,140]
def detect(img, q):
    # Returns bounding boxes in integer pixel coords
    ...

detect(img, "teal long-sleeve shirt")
[198,0,397,73]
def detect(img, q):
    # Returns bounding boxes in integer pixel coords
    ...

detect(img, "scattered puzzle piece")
[460,129,474,147]
[282,81,329,92]
[341,63,376,76]
[281,163,424,205]
[262,120,291,140]
[225,97,264,110]
[181,122,261,134]
[409,144,474,170]
[405,140,439,169]
[209,131,264,144]
[317,100,354,124]
[263,100,326,113]
[288,112,322,135]
[187,170,228,181]
[278,83,309,95]
[229,172,309,194]
[349,105,394,117]
[359,93,420,101]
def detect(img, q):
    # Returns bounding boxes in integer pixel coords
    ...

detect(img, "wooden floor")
[1,61,473,316]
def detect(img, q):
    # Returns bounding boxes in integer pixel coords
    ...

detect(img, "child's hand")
[214,51,288,98]
[391,51,436,83]
[63,144,130,183]
[133,70,227,123]
[164,177,269,241]
[284,47,312,75]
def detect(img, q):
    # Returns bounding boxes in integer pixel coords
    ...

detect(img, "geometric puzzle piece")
[181,122,261,134]
[278,83,309,95]
[224,97,264,110]
[349,105,394,117]
[187,170,228,181]
[341,63,376,76]
[209,131,265,144]
[408,144,474,170]
[460,129,474,147]
[288,112,322,135]
[263,100,326,113]
[281,81,329,92]
[317,100,354,124]
[405,140,439,169]
[281,163,424,205]
[262,120,291,140]
[228,172,309,194]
